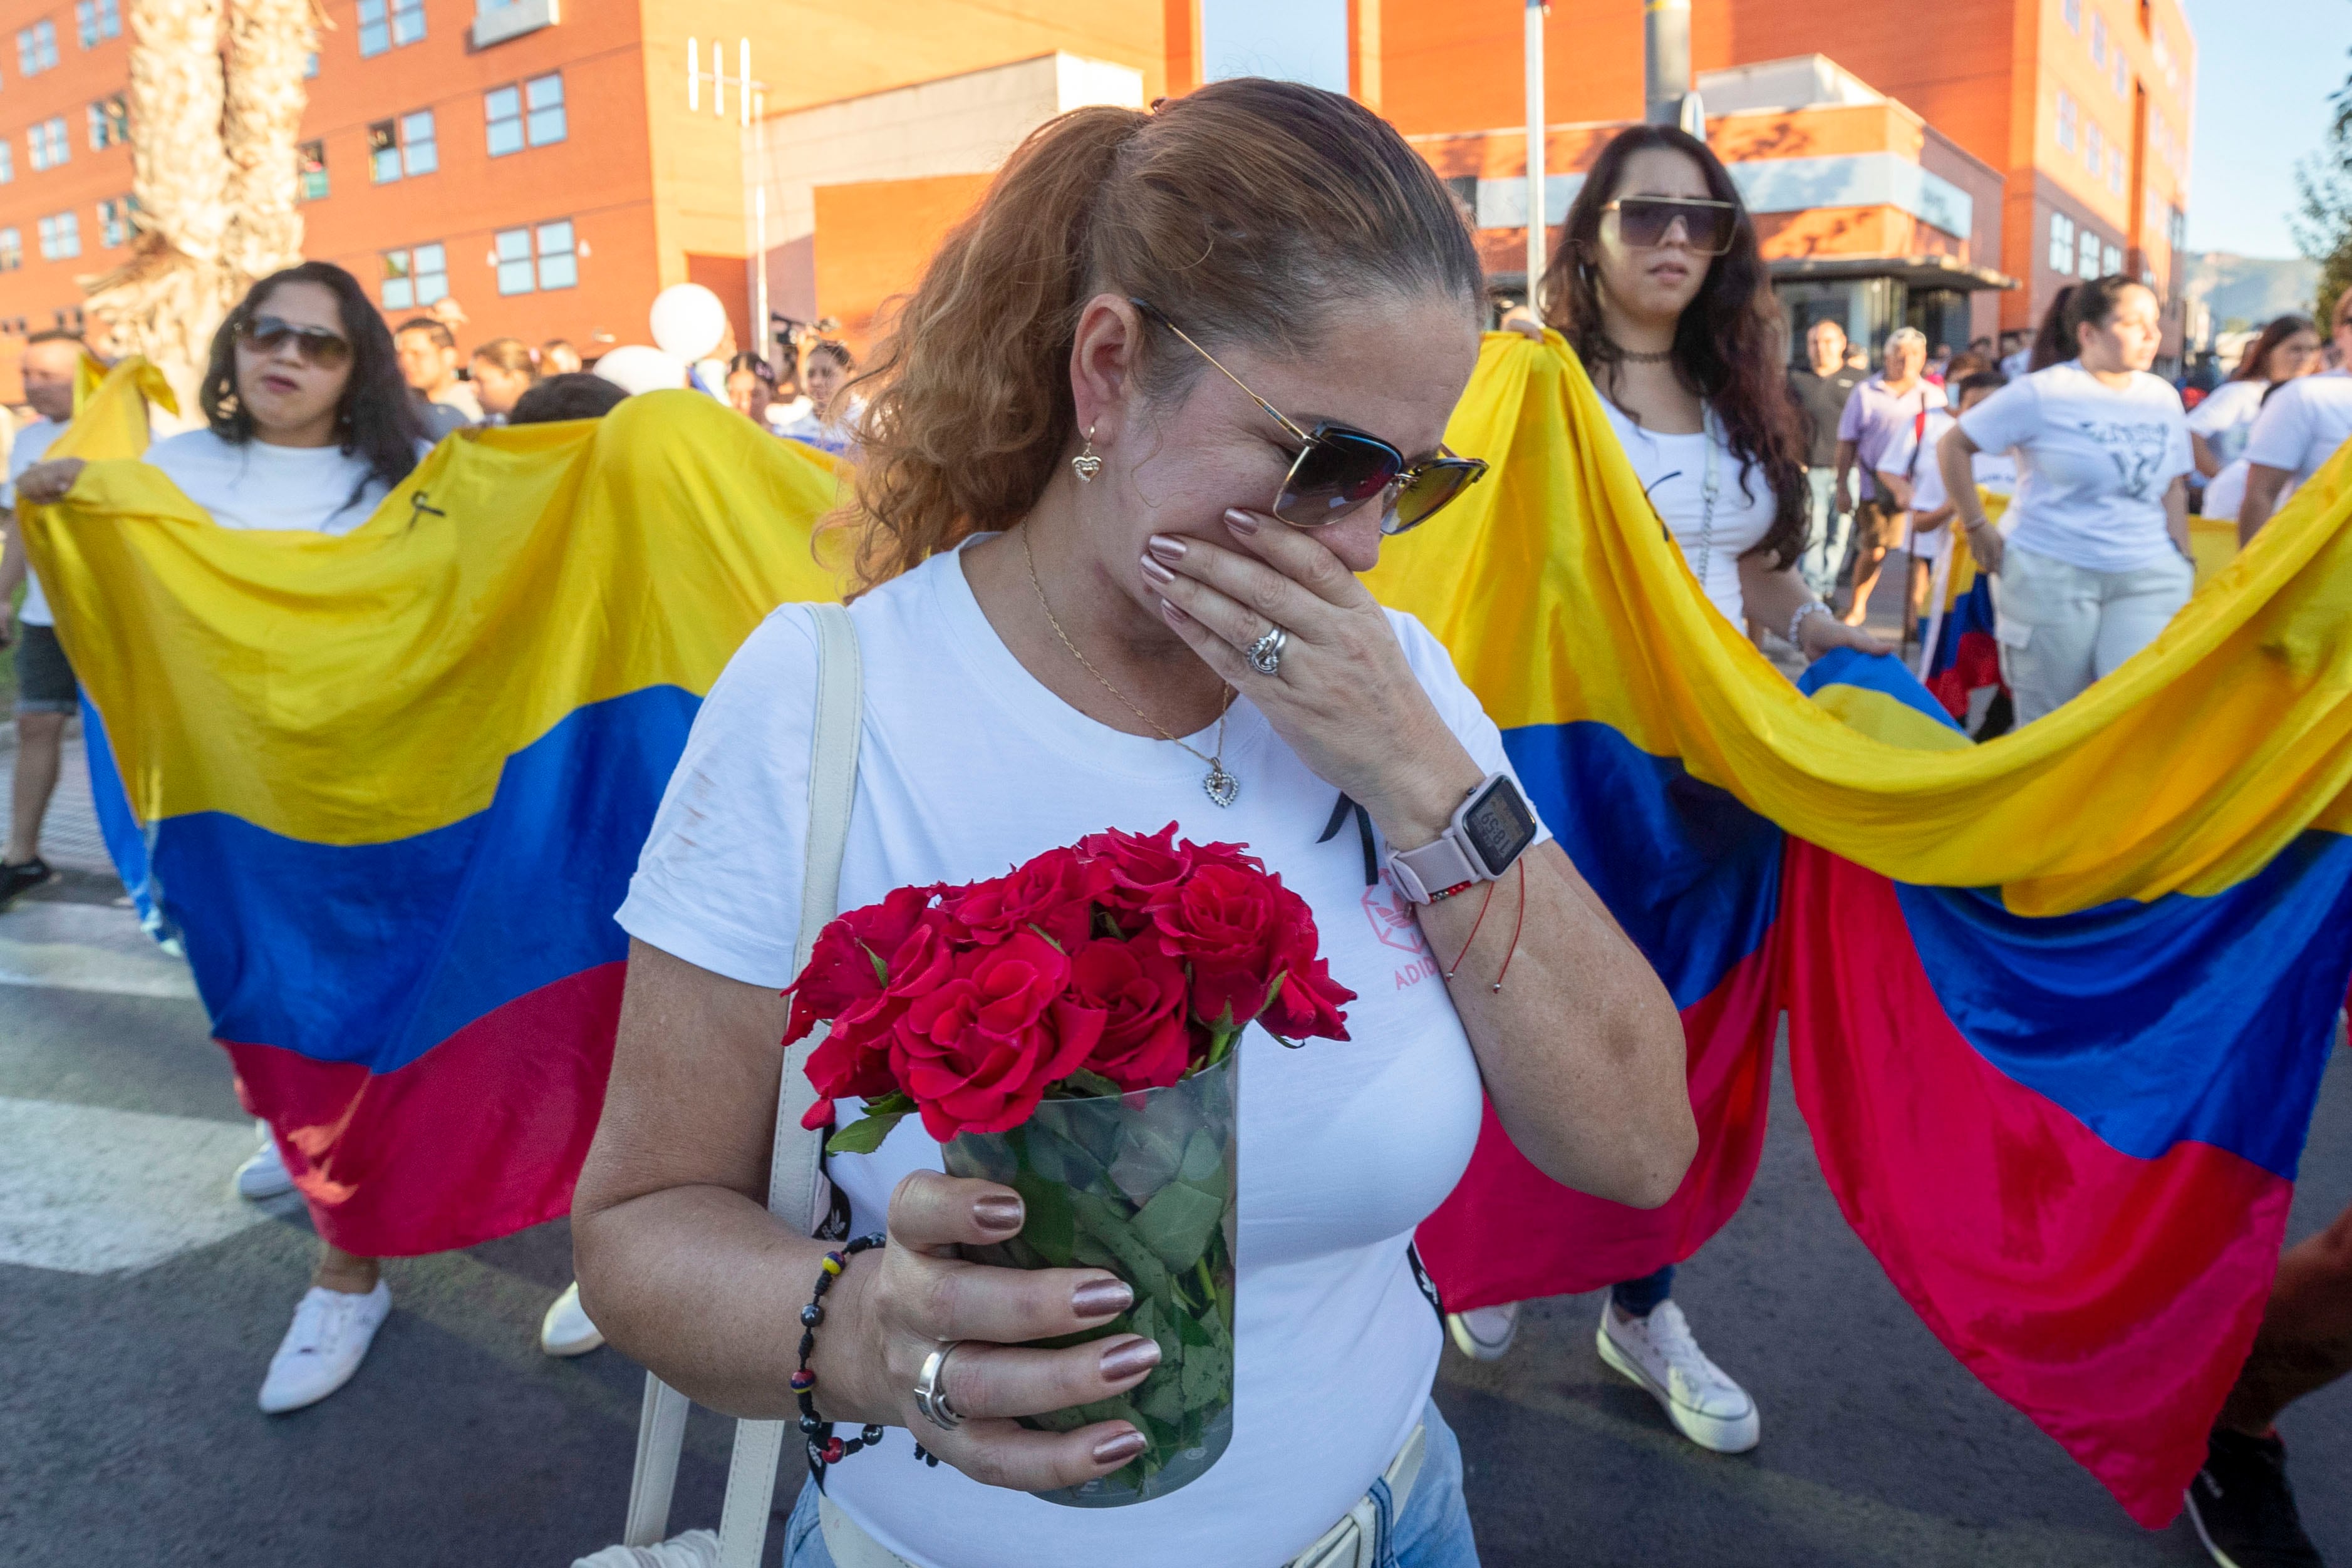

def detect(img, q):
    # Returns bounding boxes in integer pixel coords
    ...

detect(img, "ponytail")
[2028,285,2078,373]
[841,80,1483,591]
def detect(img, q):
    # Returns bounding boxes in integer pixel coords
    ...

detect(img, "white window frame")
[75,0,120,48]
[2049,212,2076,274]
[380,242,449,310]
[2077,229,2101,279]
[0,227,19,271]
[37,210,81,260]
[17,18,59,74]
[493,217,578,295]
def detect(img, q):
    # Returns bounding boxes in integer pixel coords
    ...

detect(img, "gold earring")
[1071,425,1102,482]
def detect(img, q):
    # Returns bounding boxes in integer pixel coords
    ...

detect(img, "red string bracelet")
[1493,860,1528,993]
[1445,878,1500,981]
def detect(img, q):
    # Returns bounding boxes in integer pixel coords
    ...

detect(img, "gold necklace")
[1020,527,1240,807]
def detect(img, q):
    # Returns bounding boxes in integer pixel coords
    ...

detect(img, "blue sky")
[1199,0,1350,95]
[2180,0,2349,255]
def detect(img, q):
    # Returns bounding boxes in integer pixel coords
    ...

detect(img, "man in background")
[0,329,89,904]
[1790,319,1866,599]
[541,339,584,377]
[395,318,481,438]
[1835,327,1937,627]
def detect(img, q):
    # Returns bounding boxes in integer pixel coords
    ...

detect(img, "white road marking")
[0,899,196,999]
[0,1096,271,1274]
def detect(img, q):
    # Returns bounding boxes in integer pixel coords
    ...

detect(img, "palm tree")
[85,0,316,410]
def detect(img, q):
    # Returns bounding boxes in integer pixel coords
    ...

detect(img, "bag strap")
[621,602,865,1560]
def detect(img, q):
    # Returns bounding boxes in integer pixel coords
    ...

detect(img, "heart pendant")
[1071,451,1103,482]
[1203,764,1239,808]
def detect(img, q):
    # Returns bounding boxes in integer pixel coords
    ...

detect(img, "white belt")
[817,1422,1428,1568]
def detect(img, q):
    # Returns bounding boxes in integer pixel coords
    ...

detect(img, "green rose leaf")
[1178,1336,1231,1413]
[1010,1168,1077,1263]
[1074,1191,1171,1305]
[1132,1180,1226,1274]
[824,1110,907,1157]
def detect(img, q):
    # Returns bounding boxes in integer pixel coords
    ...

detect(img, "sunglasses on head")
[1127,298,1488,536]
[237,314,353,369]
[1602,196,1741,257]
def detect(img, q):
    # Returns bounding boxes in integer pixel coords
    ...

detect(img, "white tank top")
[1598,396,1778,627]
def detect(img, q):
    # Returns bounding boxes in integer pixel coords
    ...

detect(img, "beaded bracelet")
[792,1232,888,1487]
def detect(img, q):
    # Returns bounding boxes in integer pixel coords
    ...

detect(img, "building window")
[2090,12,2106,65]
[38,210,81,260]
[2169,204,2187,255]
[0,229,19,271]
[2056,90,2076,153]
[2063,0,2081,29]
[96,195,133,247]
[18,19,59,74]
[2078,229,2101,279]
[358,0,425,56]
[485,71,566,155]
[304,50,318,77]
[2049,212,2076,272]
[298,139,328,200]
[2112,51,2127,97]
[2109,147,2127,196]
[380,242,448,309]
[75,0,120,48]
[2102,242,2123,276]
[369,110,437,182]
[0,142,14,183]
[88,93,128,149]
[2086,121,2103,175]
[28,117,71,171]
[494,218,576,294]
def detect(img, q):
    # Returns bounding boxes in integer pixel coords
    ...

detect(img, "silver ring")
[1245,624,1288,677]
[913,1343,966,1431]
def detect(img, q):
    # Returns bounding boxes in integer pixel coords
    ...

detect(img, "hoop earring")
[1071,425,1102,482]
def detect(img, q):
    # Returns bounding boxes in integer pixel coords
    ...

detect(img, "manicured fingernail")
[1140,555,1176,584]
[1072,1277,1133,1318]
[1097,1335,1161,1382]
[1146,533,1186,560]
[1159,598,1189,622]
[1092,1429,1148,1466]
[973,1194,1023,1232]
[1223,508,1262,534]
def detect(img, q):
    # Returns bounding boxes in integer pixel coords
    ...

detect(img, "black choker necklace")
[1610,341,1676,364]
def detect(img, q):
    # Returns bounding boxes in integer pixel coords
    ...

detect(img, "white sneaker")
[1596,1297,1760,1453]
[540,1280,604,1357]
[232,1120,296,1201]
[1446,1301,1521,1361]
[258,1282,391,1414]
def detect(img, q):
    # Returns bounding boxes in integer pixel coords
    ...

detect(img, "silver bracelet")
[1788,601,1834,646]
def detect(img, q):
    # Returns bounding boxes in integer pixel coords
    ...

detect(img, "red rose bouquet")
[785,823,1355,1505]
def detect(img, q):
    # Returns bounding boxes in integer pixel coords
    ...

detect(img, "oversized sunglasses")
[1602,196,1741,257]
[1129,298,1488,536]
[237,314,353,369]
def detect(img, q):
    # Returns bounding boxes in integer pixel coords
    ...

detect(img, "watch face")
[1461,776,1539,875]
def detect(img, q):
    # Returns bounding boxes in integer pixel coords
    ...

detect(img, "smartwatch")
[1387,773,1541,904]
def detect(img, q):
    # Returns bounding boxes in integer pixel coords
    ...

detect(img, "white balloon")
[593,345,686,395]
[648,283,730,363]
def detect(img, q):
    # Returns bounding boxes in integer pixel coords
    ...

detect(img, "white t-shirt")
[1599,398,1776,626]
[616,542,1530,1568]
[2204,458,2251,525]
[142,429,401,534]
[4,417,65,625]
[2242,368,2352,492]
[1956,361,2192,574]
[2185,378,2269,472]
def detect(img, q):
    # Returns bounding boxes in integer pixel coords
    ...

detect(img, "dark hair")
[806,339,854,373]
[2027,285,2078,372]
[2230,316,2316,383]
[395,317,456,351]
[844,78,1483,589]
[1541,124,1808,569]
[1954,369,2007,401]
[1944,349,1989,383]
[509,372,628,425]
[199,261,425,498]
[24,328,85,349]
[470,336,539,379]
[726,351,777,385]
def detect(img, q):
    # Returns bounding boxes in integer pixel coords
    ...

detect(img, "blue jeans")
[1611,1264,1676,1318]
[1798,467,1852,599]
[780,1396,1480,1567]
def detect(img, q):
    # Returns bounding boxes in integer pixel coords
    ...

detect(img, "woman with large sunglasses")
[1474,125,1888,1455]
[574,80,1694,1568]
[13,262,533,1416]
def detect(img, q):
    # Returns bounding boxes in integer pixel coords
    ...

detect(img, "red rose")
[1257,885,1356,1041]
[1068,937,1195,1090]
[888,931,1107,1140]
[1152,864,1354,1039]
[785,885,944,1044]
[941,847,1109,951]
[1079,823,1263,920]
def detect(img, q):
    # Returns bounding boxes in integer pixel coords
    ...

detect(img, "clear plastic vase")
[943,1053,1238,1507]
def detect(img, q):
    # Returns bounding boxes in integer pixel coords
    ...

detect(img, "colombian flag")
[1382,333,2352,1528]
[23,361,847,1257]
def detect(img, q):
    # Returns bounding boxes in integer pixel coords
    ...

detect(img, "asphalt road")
[4,810,2347,1565]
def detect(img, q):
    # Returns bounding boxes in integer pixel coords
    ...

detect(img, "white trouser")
[1994,543,2194,725]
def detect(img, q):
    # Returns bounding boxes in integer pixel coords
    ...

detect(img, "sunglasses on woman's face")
[237,314,353,369]
[1602,196,1741,257]
[1128,298,1488,536]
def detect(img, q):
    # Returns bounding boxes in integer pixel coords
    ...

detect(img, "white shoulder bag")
[576,601,863,1568]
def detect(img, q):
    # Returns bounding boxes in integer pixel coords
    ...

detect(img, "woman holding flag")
[1478,124,1887,1455]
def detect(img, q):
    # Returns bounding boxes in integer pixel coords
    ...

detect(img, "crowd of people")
[0,74,2345,1568]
